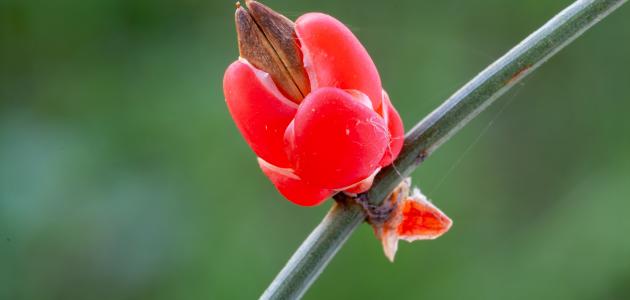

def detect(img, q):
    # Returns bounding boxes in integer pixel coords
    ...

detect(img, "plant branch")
[261,0,627,299]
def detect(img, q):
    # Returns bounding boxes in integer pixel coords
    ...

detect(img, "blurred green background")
[1,0,629,299]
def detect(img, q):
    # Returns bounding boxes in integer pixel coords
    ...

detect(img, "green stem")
[260,0,627,299]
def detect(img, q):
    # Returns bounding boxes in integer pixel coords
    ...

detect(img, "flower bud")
[224,1,405,206]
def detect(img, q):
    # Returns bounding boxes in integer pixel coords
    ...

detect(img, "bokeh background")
[1,0,629,299]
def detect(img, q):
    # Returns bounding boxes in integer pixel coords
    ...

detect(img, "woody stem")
[261,0,627,299]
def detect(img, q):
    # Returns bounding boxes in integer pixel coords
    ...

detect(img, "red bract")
[224,12,404,206]
[373,179,452,261]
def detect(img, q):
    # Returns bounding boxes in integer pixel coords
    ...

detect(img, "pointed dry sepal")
[246,0,310,98]
[372,178,452,262]
[235,1,308,102]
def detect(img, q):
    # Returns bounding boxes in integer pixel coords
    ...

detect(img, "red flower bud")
[224,2,404,206]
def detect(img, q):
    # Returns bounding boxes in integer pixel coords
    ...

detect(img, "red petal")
[379,90,404,167]
[286,87,388,189]
[295,13,383,110]
[258,158,333,206]
[343,168,379,194]
[224,60,297,167]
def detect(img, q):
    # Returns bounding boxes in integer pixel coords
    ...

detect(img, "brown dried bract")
[235,1,310,102]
